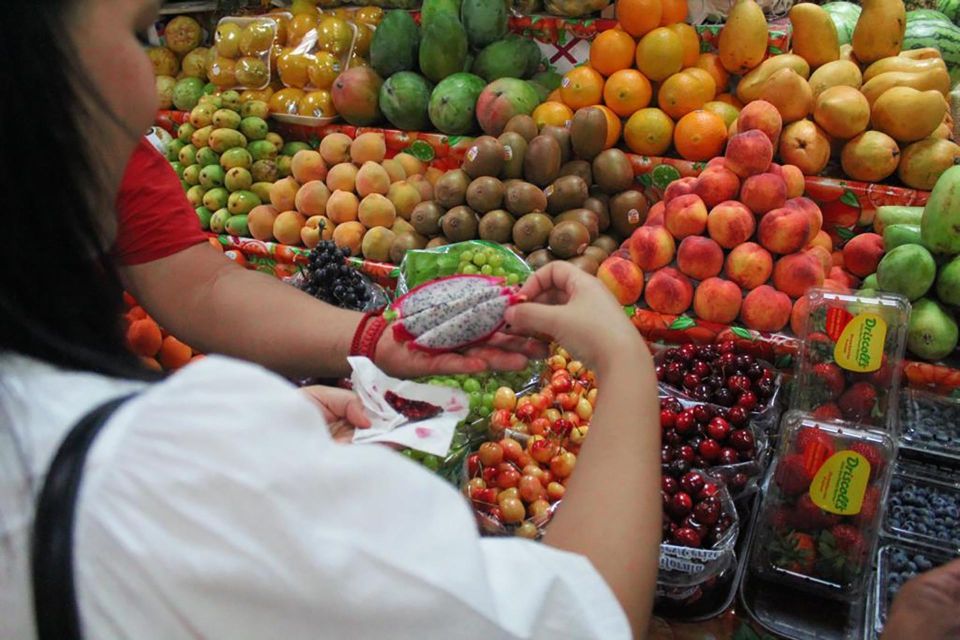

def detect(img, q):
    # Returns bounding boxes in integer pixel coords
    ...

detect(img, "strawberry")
[811,403,842,421]
[854,486,881,526]
[770,507,793,533]
[812,363,846,400]
[775,454,813,497]
[849,442,885,480]
[796,427,835,477]
[772,531,816,574]
[829,524,866,561]
[806,331,835,364]
[792,494,840,531]
[837,382,879,423]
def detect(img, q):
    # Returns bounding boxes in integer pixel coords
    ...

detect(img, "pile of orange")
[549,0,745,162]
[123,293,201,372]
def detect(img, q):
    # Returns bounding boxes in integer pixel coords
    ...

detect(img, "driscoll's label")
[827,309,887,373]
[810,451,870,515]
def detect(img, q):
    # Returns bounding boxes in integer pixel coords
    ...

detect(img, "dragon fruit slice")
[411,292,522,353]
[391,274,504,319]
[392,285,510,341]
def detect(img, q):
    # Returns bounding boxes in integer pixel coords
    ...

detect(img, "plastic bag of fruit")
[655,341,784,436]
[396,240,531,295]
[543,0,610,17]
[658,468,740,589]
[210,16,277,91]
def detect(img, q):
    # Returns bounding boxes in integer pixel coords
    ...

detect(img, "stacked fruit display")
[149,15,210,111]
[170,94,302,236]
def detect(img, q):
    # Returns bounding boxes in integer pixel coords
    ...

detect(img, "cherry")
[668,458,692,477]
[714,388,735,407]
[691,360,711,377]
[699,482,720,499]
[668,491,693,518]
[680,471,705,495]
[467,453,481,477]
[678,445,696,463]
[729,429,755,451]
[727,405,749,426]
[660,445,675,464]
[738,448,757,462]
[692,455,705,468]
[737,391,759,411]
[699,345,718,361]
[718,340,737,354]
[731,472,749,489]
[661,491,671,510]
[688,435,703,451]
[673,527,702,548]
[718,447,739,465]
[664,428,682,446]
[682,514,706,533]
[660,409,676,429]
[683,373,701,389]
[663,348,681,362]
[693,404,715,424]
[665,362,684,384]
[662,475,680,495]
[727,375,752,393]
[706,417,731,441]
[661,397,683,413]
[655,365,666,381]
[679,344,698,361]
[756,380,774,399]
[746,363,765,380]
[718,352,737,372]
[693,497,721,525]
[675,409,697,435]
[735,354,754,371]
[693,384,713,401]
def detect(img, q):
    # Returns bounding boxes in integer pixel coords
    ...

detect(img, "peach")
[724,130,774,178]
[387,181,422,220]
[780,164,805,198]
[355,161,391,197]
[707,201,755,249]
[822,278,851,293]
[663,176,698,205]
[381,158,407,183]
[829,266,861,289]
[294,180,331,216]
[736,100,783,147]
[407,175,434,202]
[677,236,724,280]
[694,277,743,324]
[740,172,787,215]
[664,194,708,239]
[784,197,823,244]
[772,252,825,298]
[790,296,810,335]
[693,167,741,208]
[644,201,665,227]
[350,132,387,164]
[806,245,833,274]
[269,177,300,212]
[841,232,884,277]
[326,189,360,223]
[725,242,774,290]
[807,229,833,253]
[597,256,645,305]
[291,150,328,184]
[832,250,845,268]
[424,167,444,185]
[740,285,792,332]
[332,220,365,256]
[757,207,811,255]
[319,132,352,165]
[706,157,727,170]
[629,225,676,271]
[326,162,358,192]
[273,210,307,246]
[247,204,279,241]
[358,193,397,228]
[644,267,694,315]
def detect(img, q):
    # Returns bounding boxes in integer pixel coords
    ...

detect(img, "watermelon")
[904,19,960,82]
[905,0,939,9]
[907,8,954,23]
[938,0,960,23]
[822,1,862,45]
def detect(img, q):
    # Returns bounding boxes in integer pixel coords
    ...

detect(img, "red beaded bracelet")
[350,310,389,360]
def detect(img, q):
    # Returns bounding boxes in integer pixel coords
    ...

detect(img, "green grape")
[460,250,474,264]
[506,273,520,285]
[462,264,479,274]
[401,449,416,459]
[479,264,493,275]
[463,378,482,393]
[469,391,482,408]
[482,392,495,408]
[422,455,441,471]
[478,406,492,418]
[493,267,506,277]
[488,253,504,268]
[472,252,488,267]
[484,379,499,393]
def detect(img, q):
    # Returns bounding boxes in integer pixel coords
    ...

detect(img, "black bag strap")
[31,393,138,640]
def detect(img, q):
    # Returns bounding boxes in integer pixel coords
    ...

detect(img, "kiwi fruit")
[545,175,589,215]
[548,220,590,259]
[592,234,620,255]
[410,201,444,236]
[503,114,538,142]
[540,124,572,165]
[441,206,479,242]
[568,254,600,275]
[434,169,470,208]
[523,135,561,187]
[466,176,505,213]
[462,136,506,179]
[582,245,609,264]
[426,237,449,249]
[609,190,649,239]
[526,248,555,269]
[390,231,426,264]
[478,209,516,244]
[570,107,607,161]
[505,181,548,216]
[558,160,592,185]
[592,148,634,194]
[498,132,528,180]
[512,212,554,253]
[583,196,611,232]
[555,208,599,241]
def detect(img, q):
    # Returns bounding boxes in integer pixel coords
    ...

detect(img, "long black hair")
[0,2,154,379]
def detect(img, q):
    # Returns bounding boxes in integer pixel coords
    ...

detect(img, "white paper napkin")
[348,357,470,456]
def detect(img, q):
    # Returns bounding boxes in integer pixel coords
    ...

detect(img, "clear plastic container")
[791,288,911,432]
[883,470,960,553]
[872,542,955,638]
[276,14,356,95]
[210,16,277,91]
[899,388,960,462]
[750,412,895,600]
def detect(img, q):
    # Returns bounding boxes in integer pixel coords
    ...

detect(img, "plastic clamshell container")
[211,16,278,90]
[899,388,960,462]
[791,288,910,433]
[871,542,955,638]
[750,412,895,601]
[882,469,960,553]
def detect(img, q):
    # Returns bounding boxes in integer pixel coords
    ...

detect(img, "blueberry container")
[899,388,960,462]
[883,470,960,553]
[869,542,956,638]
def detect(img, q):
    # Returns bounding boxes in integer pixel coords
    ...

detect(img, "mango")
[876,243,936,300]
[736,54,811,103]
[759,68,813,122]
[852,0,906,63]
[718,0,769,74]
[247,140,278,161]
[208,129,247,153]
[907,298,959,361]
[871,86,946,142]
[220,147,253,171]
[195,206,213,230]
[461,0,508,49]
[240,116,268,140]
[225,214,249,236]
[921,165,960,255]
[840,130,900,183]
[419,13,468,83]
[210,208,231,234]
[863,55,947,82]
[808,59,863,98]
[861,69,951,105]
[897,138,960,190]
[936,256,960,305]
[212,109,241,130]
[790,3,840,68]
[875,205,924,234]
[370,10,420,78]
[882,224,922,250]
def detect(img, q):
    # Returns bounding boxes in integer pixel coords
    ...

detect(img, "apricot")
[332,220,366,256]
[319,132,352,165]
[355,161,391,197]
[358,193,397,228]
[381,158,407,183]
[394,152,426,177]
[326,190,360,223]
[269,176,300,212]
[294,180,331,216]
[291,150,328,183]
[248,204,280,241]
[326,162,359,192]
[387,181,422,220]
[273,210,307,245]
[350,132,387,164]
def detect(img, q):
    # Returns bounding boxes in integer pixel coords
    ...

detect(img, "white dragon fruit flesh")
[388,275,523,353]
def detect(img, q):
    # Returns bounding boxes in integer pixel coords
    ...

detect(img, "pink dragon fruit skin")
[391,274,504,318]
[410,292,523,353]
[393,285,509,342]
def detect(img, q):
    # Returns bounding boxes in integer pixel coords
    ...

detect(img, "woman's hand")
[300,386,372,443]
[883,558,960,640]
[504,261,648,374]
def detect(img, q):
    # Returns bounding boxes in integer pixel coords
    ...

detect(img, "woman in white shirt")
[1,1,662,638]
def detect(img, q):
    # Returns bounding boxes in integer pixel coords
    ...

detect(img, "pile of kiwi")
[406,108,650,275]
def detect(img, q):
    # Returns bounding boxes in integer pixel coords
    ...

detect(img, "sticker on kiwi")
[829,310,887,373]
[809,451,870,515]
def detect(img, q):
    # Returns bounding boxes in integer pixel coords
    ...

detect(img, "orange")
[532,101,575,128]
[560,66,605,109]
[277,48,311,88]
[603,68,653,117]
[624,107,675,155]
[635,27,683,82]
[158,336,193,370]
[667,23,700,68]
[658,69,715,119]
[593,105,623,148]
[287,13,318,47]
[308,51,341,90]
[659,0,688,25]
[269,87,306,114]
[616,0,663,38]
[241,88,274,104]
[715,92,743,108]
[317,17,354,56]
[590,29,636,76]
[127,319,162,357]
[703,100,740,127]
[298,90,336,117]
[546,88,563,102]
[673,109,728,161]
[694,53,730,93]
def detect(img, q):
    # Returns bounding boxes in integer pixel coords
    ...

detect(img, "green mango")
[202,187,229,211]
[228,190,261,215]
[208,129,247,153]
[877,243,937,300]
[176,123,196,144]
[240,116,269,141]
[220,147,253,171]
[472,38,535,82]
[419,13,468,84]
[195,146,220,167]
[380,72,434,131]
[461,0,508,48]
[225,214,250,237]
[210,208,231,234]
[186,185,207,208]
[882,224,922,251]
[166,139,186,162]
[247,140,278,161]
[371,10,420,78]
[240,100,270,119]
[250,182,274,203]
[198,164,226,189]
[936,255,960,305]
[178,143,198,166]
[195,206,213,230]
[874,205,923,234]
[921,165,960,255]
[212,109,242,130]
[182,164,201,186]
[281,141,311,156]
[224,167,253,192]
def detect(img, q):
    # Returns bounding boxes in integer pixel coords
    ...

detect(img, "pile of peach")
[598,101,872,334]
[123,293,201,372]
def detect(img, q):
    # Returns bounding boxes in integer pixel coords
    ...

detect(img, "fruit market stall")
[143,0,960,636]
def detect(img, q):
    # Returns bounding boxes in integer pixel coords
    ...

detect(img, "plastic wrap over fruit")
[687,0,792,24]
[543,0,610,17]
[387,274,524,353]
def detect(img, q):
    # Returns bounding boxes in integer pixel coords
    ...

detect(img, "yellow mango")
[759,68,814,123]
[871,86,947,142]
[736,54,811,103]
[863,56,947,82]
[899,47,942,61]
[718,0,769,74]
[852,0,906,64]
[809,59,863,98]
[789,3,840,69]
[898,138,960,190]
[861,68,951,104]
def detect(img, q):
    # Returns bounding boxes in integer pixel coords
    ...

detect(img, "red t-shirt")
[113,139,208,266]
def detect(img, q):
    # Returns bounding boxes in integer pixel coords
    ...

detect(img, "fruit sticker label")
[809,451,870,515]
[830,311,887,373]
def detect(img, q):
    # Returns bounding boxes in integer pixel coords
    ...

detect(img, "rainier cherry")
[550,451,577,478]
[478,442,504,467]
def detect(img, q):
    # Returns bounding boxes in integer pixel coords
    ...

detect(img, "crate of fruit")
[870,542,957,639]
[883,468,960,553]
[899,388,960,463]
